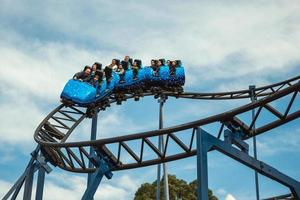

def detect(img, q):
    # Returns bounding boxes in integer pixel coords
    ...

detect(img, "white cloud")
[225,194,237,200]
[257,128,300,157]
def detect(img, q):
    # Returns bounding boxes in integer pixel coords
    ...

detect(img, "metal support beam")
[250,85,260,200]
[82,155,113,200]
[88,111,98,188]
[34,153,51,200]
[23,164,34,200]
[3,146,39,200]
[196,128,209,200]
[35,168,46,200]
[156,95,170,200]
[3,146,52,200]
[200,128,300,199]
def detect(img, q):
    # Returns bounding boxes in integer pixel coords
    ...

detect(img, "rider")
[90,70,103,89]
[104,59,120,83]
[73,66,92,82]
[91,62,102,77]
[151,59,158,76]
[154,59,165,76]
[132,59,142,80]
[109,59,119,71]
[176,60,182,67]
[123,56,132,70]
[116,62,126,83]
[169,60,177,76]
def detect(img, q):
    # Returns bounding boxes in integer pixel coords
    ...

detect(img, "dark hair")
[175,60,182,66]
[121,60,128,70]
[113,59,120,66]
[134,59,142,68]
[94,62,102,70]
[159,59,166,65]
[83,65,91,71]
[95,70,103,77]
[128,58,133,66]
[151,59,156,65]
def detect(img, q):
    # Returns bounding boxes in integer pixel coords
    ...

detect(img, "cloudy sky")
[1,0,300,199]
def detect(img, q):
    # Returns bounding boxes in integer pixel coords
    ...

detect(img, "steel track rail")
[33,76,300,173]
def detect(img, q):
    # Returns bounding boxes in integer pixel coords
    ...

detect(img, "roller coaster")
[3,63,300,200]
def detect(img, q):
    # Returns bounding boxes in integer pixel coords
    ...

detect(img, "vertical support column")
[156,95,170,200]
[88,110,98,187]
[250,85,260,200]
[35,168,46,200]
[197,128,208,200]
[23,165,34,200]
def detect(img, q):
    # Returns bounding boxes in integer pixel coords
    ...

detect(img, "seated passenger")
[129,58,133,67]
[116,63,125,83]
[166,60,171,66]
[169,60,177,76]
[150,59,156,68]
[176,60,182,67]
[73,66,92,82]
[151,59,158,75]
[123,56,132,70]
[104,66,113,83]
[91,62,102,77]
[90,70,103,90]
[108,59,119,71]
[153,59,165,76]
[132,59,142,80]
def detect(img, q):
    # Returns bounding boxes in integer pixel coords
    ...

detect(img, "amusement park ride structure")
[3,74,300,200]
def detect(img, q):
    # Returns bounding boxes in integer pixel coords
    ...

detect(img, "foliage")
[134,174,218,200]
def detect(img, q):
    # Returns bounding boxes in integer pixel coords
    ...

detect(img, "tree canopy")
[134,174,218,200]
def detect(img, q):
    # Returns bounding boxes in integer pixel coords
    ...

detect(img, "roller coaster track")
[33,75,300,174]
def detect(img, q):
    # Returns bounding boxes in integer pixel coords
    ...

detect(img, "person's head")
[171,61,177,67]
[94,74,99,80]
[134,59,142,68]
[151,59,156,66]
[118,64,123,69]
[124,56,130,62]
[167,60,170,66]
[92,62,102,71]
[159,59,165,66]
[133,61,137,67]
[83,66,91,75]
[112,59,116,65]
[157,60,162,67]
[94,70,103,81]
[121,60,127,69]
[115,59,120,66]
[175,60,182,66]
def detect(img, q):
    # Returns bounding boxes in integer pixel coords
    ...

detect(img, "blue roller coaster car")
[61,65,185,107]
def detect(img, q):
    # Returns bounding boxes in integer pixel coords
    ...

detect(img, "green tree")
[134,175,218,200]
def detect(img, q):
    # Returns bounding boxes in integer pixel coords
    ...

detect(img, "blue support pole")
[3,146,40,200]
[88,111,98,187]
[249,85,260,200]
[202,128,300,199]
[156,96,170,200]
[23,164,35,200]
[35,168,46,200]
[196,128,209,200]
[82,155,113,200]
[3,172,27,200]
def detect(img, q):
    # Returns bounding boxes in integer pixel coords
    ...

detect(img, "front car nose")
[61,80,96,104]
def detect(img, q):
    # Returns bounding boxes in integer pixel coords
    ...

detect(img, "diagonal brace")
[200,128,300,199]
[82,154,113,200]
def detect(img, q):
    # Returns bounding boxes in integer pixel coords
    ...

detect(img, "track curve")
[34,75,300,173]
